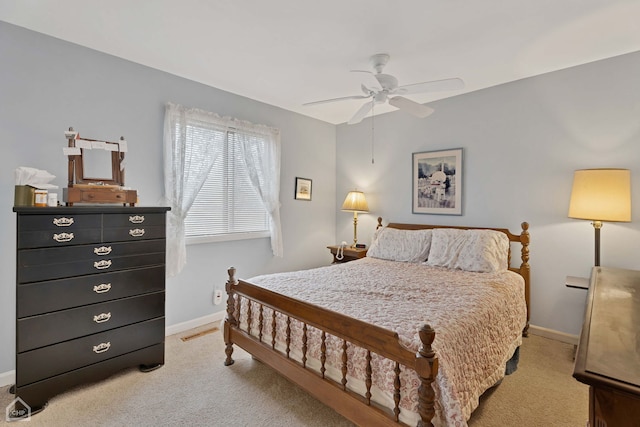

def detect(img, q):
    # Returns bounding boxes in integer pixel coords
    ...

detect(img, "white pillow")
[425,228,509,272]
[367,227,432,263]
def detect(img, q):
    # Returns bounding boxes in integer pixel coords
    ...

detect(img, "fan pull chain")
[371,101,375,164]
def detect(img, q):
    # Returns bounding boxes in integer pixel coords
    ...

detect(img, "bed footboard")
[223,267,438,427]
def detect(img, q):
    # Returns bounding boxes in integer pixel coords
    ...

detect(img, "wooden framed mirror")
[74,139,123,186]
[64,127,137,206]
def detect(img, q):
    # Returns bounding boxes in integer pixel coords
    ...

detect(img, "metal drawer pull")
[93,342,111,354]
[93,312,111,323]
[94,260,112,270]
[93,283,112,294]
[53,217,74,227]
[129,228,145,237]
[53,232,74,242]
[94,246,112,255]
[129,215,145,224]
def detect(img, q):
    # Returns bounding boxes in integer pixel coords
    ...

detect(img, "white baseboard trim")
[528,324,579,345]
[165,311,226,337]
[0,369,15,388]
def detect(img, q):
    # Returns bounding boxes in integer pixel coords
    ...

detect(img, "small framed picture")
[412,148,463,215]
[295,177,312,201]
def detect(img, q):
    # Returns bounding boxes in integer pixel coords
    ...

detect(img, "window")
[184,127,270,242]
[163,103,283,276]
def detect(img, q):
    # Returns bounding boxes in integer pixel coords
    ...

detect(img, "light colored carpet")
[1,325,588,426]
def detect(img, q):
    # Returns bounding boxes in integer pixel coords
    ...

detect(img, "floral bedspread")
[243,257,527,426]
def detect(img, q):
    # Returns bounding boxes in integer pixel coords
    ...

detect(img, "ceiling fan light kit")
[304,53,464,124]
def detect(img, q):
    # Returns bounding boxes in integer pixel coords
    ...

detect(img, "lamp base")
[351,212,359,248]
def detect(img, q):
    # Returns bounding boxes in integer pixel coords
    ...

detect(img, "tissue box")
[14,185,35,207]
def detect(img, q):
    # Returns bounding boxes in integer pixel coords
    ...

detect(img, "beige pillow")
[425,228,509,272]
[367,227,432,263]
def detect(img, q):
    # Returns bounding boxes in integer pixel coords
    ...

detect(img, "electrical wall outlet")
[214,289,223,305]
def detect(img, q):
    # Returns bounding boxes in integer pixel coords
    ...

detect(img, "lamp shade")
[568,169,631,222]
[342,191,369,212]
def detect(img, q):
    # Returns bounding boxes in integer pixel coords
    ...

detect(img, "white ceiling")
[2,0,640,124]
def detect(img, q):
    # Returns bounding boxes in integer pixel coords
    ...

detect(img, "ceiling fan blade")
[350,70,382,92]
[395,78,464,95]
[303,94,370,107]
[347,101,374,125]
[388,96,435,118]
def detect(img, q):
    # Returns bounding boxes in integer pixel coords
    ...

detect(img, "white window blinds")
[184,129,269,238]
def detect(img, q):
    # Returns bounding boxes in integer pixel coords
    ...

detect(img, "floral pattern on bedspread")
[241,257,527,427]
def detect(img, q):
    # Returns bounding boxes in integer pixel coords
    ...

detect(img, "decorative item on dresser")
[63,127,138,206]
[223,218,530,426]
[11,206,169,416]
[573,266,640,427]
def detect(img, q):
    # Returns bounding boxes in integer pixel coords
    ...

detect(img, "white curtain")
[234,122,283,257]
[163,103,224,276]
[163,102,283,276]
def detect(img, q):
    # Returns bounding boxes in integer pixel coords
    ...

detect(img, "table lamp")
[568,168,631,266]
[342,190,369,247]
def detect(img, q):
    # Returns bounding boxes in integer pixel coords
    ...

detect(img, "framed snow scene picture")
[412,148,462,215]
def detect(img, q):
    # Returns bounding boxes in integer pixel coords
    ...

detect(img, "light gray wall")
[0,22,336,374]
[336,50,640,337]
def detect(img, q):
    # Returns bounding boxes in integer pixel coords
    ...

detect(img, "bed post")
[415,324,438,427]
[224,267,238,366]
[520,222,530,336]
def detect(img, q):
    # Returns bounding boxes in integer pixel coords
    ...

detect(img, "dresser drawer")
[17,266,165,318]
[16,344,164,412]
[17,291,164,352]
[18,213,102,231]
[18,228,102,249]
[16,317,164,387]
[18,240,165,283]
[103,225,166,242]
[103,213,166,227]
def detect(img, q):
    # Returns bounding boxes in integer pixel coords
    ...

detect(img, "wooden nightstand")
[327,245,367,263]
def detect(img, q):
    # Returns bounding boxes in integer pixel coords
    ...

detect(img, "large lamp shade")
[342,191,369,212]
[568,169,631,222]
[568,168,631,266]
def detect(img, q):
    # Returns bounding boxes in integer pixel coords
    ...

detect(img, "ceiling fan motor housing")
[374,92,387,103]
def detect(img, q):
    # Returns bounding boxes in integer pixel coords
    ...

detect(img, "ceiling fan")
[304,53,464,124]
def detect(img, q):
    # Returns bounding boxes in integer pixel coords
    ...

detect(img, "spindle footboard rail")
[223,267,439,427]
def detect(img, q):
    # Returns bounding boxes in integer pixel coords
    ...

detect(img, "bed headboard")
[378,217,531,335]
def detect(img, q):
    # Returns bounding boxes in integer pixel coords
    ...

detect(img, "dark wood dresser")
[573,266,640,427]
[13,206,169,414]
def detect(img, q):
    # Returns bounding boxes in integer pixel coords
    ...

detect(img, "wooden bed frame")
[223,219,530,427]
